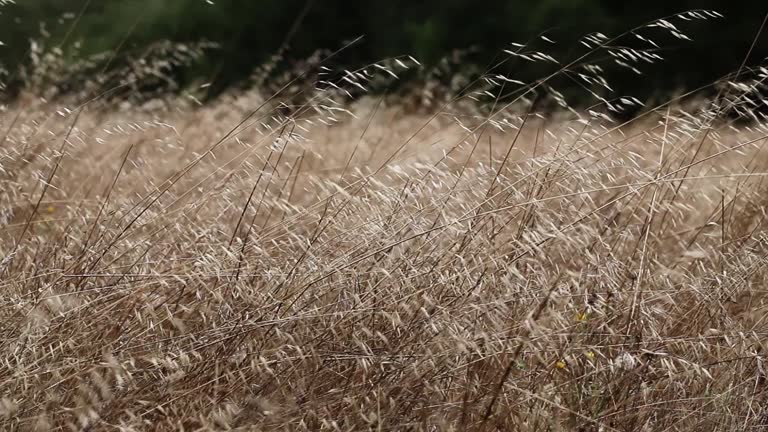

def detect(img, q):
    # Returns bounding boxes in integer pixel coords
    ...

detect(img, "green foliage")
[0,0,765,101]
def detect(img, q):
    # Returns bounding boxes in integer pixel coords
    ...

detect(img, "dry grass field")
[3,57,768,430]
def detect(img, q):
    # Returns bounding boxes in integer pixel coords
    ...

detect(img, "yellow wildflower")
[555,360,567,369]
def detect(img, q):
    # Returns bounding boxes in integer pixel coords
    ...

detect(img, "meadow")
[2,11,768,431]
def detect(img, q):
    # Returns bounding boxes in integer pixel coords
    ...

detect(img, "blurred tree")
[0,0,765,103]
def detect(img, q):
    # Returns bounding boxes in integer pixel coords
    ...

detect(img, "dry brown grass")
[2,84,768,431]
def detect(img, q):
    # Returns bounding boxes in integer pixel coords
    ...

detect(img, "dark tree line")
[0,0,765,103]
